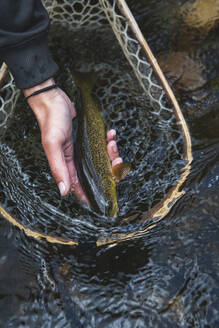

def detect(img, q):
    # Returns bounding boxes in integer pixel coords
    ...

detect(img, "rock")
[181,0,219,33]
[159,52,206,91]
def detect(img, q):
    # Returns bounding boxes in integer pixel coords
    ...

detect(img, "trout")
[73,71,130,218]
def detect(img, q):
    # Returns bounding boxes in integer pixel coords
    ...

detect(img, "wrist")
[24,78,60,126]
[23,78,56,98]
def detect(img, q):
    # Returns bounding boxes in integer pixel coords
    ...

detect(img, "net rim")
[0,0,193,247]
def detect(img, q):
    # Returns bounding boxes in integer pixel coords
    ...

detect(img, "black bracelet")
[25,83,59,101]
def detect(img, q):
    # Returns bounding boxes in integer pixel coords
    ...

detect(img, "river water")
[0,0,219,327]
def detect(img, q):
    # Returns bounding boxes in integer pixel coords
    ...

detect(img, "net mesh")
[0,0,191,245]
[45,0,107,26]
[0,65,20,137]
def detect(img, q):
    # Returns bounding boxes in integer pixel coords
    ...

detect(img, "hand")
[23,79,122,204]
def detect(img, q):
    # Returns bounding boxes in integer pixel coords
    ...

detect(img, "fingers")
[66,155,90,205]
[107,129,123,168]
[43,134,90,205]
[42,136,71,196]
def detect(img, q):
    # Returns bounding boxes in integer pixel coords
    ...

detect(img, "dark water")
[0,0,219,327]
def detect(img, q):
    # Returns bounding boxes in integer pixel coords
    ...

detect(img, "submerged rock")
[159,52,206,91]
[181,0,219,34]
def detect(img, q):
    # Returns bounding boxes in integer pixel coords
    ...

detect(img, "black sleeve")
[0,0,58,89]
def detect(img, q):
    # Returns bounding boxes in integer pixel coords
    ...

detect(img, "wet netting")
[0,0,192,246]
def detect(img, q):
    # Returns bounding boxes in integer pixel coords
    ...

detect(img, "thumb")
[42,136,71,196]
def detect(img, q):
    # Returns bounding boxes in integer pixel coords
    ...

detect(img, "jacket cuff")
[0,33,58,89]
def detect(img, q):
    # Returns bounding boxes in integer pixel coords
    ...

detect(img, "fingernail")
[111,130,116,137]
[58,181,66,196]
[113,144,118,153]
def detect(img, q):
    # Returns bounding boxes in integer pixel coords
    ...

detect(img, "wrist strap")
[25,83,59,101]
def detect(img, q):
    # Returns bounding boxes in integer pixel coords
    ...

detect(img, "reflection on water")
[0,0,219,327]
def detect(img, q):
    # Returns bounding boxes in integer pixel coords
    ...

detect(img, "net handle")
[117,0,192,164]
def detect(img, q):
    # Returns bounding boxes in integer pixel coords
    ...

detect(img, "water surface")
[0,0,219,327]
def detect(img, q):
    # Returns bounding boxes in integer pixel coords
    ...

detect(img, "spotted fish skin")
[74,71,118,218]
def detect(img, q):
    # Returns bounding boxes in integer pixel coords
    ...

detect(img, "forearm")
[0,0,58,89]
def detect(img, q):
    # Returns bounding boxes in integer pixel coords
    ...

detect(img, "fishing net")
[0,0,192,246]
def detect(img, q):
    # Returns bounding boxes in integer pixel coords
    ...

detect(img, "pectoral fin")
[112,163,131,183]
